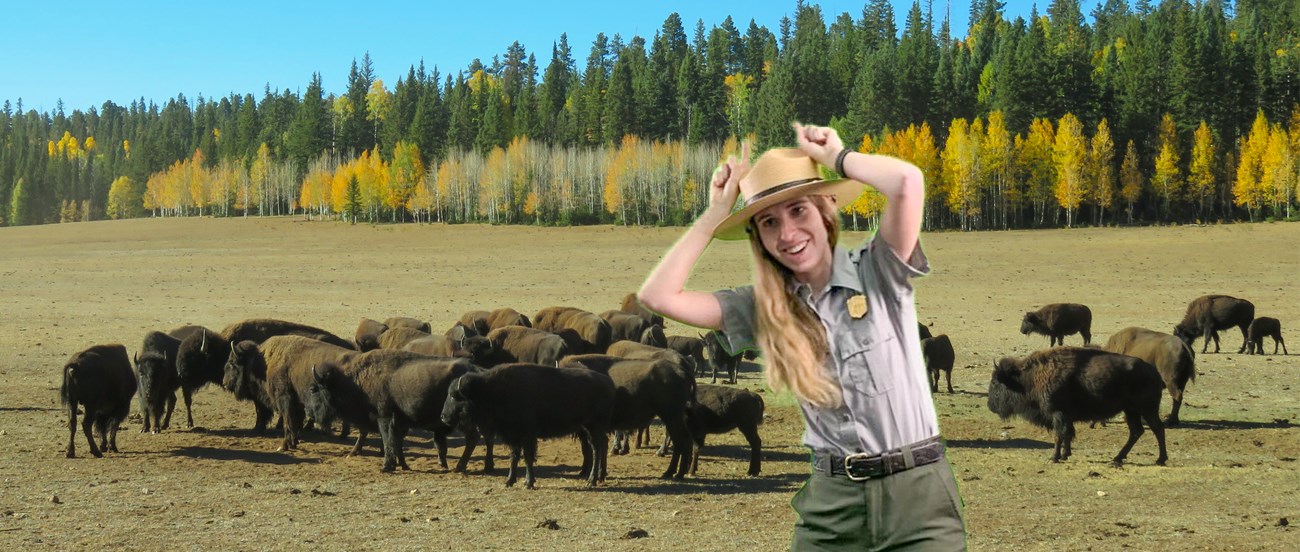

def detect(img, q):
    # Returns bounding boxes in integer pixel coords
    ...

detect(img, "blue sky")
[1,0,1050,114]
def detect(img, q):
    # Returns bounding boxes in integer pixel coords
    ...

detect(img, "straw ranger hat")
[712,148,864,240]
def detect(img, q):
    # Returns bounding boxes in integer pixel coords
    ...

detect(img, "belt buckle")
[843,452,875,481]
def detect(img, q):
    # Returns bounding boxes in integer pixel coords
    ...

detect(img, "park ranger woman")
[638,122,966,550]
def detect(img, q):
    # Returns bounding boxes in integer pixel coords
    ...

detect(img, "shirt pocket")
[835,324,898,398]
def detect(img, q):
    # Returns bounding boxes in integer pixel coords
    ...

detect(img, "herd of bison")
[59,286,1287,490]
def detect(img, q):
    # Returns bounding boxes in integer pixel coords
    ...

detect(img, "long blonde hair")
[748,195,843,408]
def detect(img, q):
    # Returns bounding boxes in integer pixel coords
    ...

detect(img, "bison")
[222,335,359,450]
[485,326,568,367]
[1021,303,1093,346]
[354,318,389,352]
[61,344,137,458]
[1246,317,1287,356]
[987,347,1167,467]
[621,292,665,327]
[134,325,205,433]
[384,316,431,333]
[486,307,531,330]
[307,351,491,472]
[441,363,615,489]
[174,319,354,429]
[534,306,612,355]
[560,354,695,478]
[1104,327,1197,425]
[458,310,492,336]
[607,340,697,378]
[666,335,710,380]
[701,331,740,384]
[685,384,765,476]
[376,327,431,350]
[403,333,494,366]
[1173,295,1255,354]
[921,334,956,394]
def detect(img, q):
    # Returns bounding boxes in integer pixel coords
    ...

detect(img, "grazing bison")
[1173,295,1255,354]
[61,344,137,458]
[1104,327,1197,425]
[307,352,489,472]
[376,327,432,350]
[600,311,656,345]
[987,347,1168,467]
[534,306,612,355]
[135,325,205,433]
[686,384,765,476]
[222,335,359,450]
[175,319,354,429]
[384,316,431,333]
[458,310,492,336]
[485,326,569,367]
[560,355,695,479]
[701,331,740,385]
[1021,303,1093,346]
[622,292,665,327]
[486,307,531,330]
[666,335,710,380]
[921,334,956,394]
[441,363,615,489]
[1246,317,1287,356]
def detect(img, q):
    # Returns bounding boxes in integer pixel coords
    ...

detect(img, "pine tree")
[345,174,362,224]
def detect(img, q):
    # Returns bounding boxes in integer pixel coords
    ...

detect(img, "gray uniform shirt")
[713,232,937,456]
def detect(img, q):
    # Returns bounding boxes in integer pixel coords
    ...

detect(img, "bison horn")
[312,365,324,383]
[200,329,207,352]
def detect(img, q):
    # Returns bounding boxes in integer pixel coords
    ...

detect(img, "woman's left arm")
[793,123,924,261]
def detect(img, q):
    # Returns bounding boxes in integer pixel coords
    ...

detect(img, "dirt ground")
[0,216,1296,551]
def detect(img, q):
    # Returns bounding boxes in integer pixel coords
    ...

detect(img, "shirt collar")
[788,245,863,298]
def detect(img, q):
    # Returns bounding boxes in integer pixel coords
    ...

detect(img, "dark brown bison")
[135,325,205,433]
[61,344,137,458]
[666,335,710,380]
[921,334,956,394]
[686,384,765,476]
[175,319,354,429]
[600,310,656,344]
[307,351,488,472]
[560,354,695,479]
[354,318,388,352]
[1020,303,1093,346]
[403,333,494,366]
[486,307,531,330]
[222,335,359,450]
[1104,327,1197,425]
[1172,295,1255,354]
[1246,317,1287,355]
[701,331,740,384]
[485,326,568,366]
[918,322,934,341]
[622,292,665,327]
[441,363,615,489]
[987,347,1167,467]
[607,340,697,378]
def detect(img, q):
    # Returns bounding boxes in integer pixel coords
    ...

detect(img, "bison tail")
[59,364,76,407]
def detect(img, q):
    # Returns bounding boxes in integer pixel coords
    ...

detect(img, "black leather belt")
[814,436,945,481]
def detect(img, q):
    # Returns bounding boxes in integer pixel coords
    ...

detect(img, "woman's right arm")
[637,146,749,330]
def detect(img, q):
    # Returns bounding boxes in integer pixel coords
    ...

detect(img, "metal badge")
[846,294,868,319]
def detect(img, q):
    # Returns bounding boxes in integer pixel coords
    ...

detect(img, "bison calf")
[687,384,765,476]
[441,363,614,489]
[921,334,956,393]
[987,347,1167,467]
[1020,303,1092,346]
[1246,317,1287,356]
[701,330,741,385]
[62,344,137,458]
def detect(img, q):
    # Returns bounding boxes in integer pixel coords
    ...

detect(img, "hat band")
[743,178,822,208]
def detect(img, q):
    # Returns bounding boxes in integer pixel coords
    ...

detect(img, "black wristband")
[835,148,852,177]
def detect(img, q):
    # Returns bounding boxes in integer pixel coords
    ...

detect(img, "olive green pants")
[791,459,966,551]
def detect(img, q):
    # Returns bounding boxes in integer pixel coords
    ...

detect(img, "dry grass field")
[0,216,1297,551]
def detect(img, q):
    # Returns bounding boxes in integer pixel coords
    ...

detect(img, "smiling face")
[751,195,834,288]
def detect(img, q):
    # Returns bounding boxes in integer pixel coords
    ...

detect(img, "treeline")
[3,0,1299,229]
